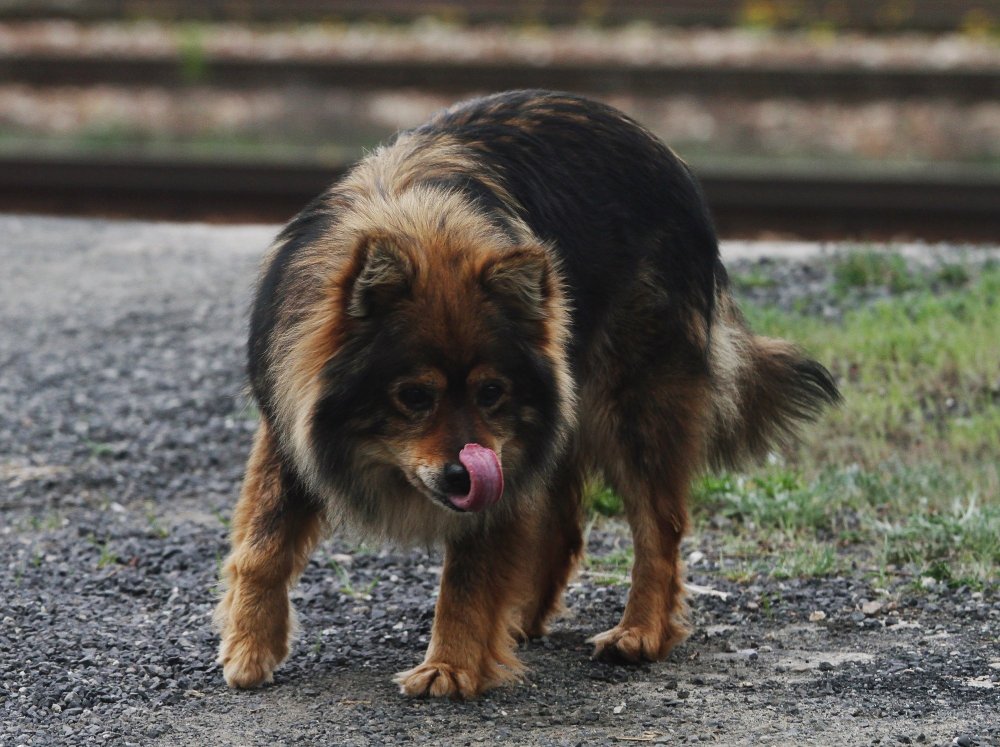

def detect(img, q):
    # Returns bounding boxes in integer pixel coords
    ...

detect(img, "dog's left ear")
[480,246,552,321]
[345,235,414,318]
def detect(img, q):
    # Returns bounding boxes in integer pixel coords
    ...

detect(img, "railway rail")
[2,153,997,241]
[4,53,999,101]
[0,0,996,32]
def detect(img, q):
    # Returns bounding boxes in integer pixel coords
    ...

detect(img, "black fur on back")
[412,90,724,360]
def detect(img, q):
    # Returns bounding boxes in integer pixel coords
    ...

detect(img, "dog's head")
[297,192,574,527]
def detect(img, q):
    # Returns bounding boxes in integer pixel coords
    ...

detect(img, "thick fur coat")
[214,90,840,698]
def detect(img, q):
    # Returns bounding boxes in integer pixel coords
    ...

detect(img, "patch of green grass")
[746,264,1000,470]
[586,482,624,517]
[84,439,116,458]
[879,492,1000,589]
[935,263,971,288]
[831,250,921,296]
[147,516,170,539]
[692,470,830,535]
[583,545,633,586]
[691,462,998,585]
[28,512,63,532]
[0,125,363,165]
[213,508,231,529]
[177,23,209,84]
[328,559,378,599]
[211,551,227,597]
[731,268,779,291]
[88,537,119,569]
[691,470,846,577]
[757,589,780,618]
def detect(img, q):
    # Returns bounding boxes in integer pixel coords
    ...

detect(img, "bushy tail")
[707,291,841,471]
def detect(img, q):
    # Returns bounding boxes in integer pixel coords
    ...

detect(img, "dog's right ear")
[345,236,414,318]
[480,246,551,321]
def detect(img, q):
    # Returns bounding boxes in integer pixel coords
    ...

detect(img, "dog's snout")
[443,462,471,495]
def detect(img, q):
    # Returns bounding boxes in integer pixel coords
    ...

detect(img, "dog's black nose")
[443,462,471,495]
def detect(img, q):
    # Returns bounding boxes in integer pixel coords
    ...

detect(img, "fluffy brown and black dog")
[214,90,840,699]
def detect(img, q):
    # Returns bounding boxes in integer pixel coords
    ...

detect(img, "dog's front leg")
[395,517,535,699]
[214,420,326,688]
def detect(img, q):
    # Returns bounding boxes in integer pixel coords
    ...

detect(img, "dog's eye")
[397,385,435,413]
[476,382,505,409]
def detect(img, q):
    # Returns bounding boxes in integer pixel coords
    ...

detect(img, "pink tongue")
[449,444,504,512]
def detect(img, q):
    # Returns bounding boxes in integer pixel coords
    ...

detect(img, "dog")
[214,90,840,699]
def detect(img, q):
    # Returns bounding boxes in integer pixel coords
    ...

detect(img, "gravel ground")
[2,215,998,746]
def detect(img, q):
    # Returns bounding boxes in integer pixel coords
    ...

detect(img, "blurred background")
[1,0,998,240]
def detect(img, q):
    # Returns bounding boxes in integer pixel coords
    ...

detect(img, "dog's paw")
[217,634,282,689]
[515,620,548,643]
[589,623,682,664]
[394,661,481,699]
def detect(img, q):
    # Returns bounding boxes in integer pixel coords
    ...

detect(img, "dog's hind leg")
[589,378,709,663]
[214,420,326,688]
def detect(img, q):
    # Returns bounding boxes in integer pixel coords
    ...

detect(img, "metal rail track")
[0,0,995,31]
[4,53,999,101]
[2,153,997,241]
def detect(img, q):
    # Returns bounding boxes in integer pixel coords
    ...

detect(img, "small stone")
[862,601,884,616]
[819,661,835,671]
[809,610,827,622]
